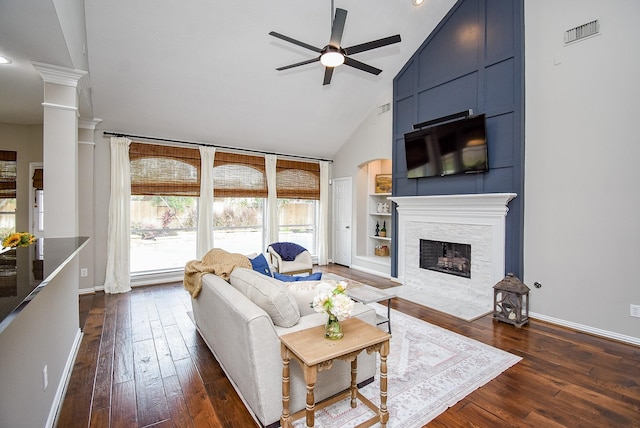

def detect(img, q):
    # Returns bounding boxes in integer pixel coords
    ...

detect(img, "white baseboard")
[48,328,83,428]
[78,273,183,296]
[131,272,183,287]
[530,311,640,346]
[350,264,392,279]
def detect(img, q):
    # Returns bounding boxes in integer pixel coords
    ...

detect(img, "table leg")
[350,358,358,408]
[379,340,390,427]
[281,345,291,428]
[302,366,318,428]
[386,298,392,334]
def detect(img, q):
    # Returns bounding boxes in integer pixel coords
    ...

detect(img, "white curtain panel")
[265,154,278,245]
[317,160,329,265]
[197,146,216,259]
[104,137,132,294]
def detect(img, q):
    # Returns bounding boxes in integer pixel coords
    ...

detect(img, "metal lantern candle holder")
[493,273,530,327]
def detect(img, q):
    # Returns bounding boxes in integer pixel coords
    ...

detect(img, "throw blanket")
[269,242,306,261]
[184,248,251,298]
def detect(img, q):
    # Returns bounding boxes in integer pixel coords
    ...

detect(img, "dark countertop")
[0,236,89,334]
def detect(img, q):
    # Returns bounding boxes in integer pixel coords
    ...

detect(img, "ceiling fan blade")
[344,57,382,75]
[343,34,402,56]
[323,67,334,86]
[269,31,322,53]
[276,57,320,71]
[329,8,348,47]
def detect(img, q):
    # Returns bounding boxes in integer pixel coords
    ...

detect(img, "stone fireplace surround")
[389,193,516,321]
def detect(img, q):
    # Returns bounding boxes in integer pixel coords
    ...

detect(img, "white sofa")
[191,268,377,427]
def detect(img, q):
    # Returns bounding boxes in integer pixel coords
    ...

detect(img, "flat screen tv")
[404,114,488,179]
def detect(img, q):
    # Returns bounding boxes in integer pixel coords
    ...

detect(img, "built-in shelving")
[368,191,392,260]
[353,159,392,277]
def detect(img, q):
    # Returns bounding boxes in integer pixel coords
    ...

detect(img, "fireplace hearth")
[420,239,471,278]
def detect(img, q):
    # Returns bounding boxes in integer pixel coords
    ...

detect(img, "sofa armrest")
[295,250,312,265]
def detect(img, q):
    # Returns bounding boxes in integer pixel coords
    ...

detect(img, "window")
[213,197,264,254]
[277,199,317,253]
[211,152,267,254]
[129,144,200,273]
[276,159,320,253]
[127,143,322,273]
[0,151,17,237]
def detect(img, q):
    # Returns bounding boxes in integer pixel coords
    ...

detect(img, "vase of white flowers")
[311,281,354,340]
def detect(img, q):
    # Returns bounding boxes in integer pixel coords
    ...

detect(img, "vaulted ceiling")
[0,0,455,159]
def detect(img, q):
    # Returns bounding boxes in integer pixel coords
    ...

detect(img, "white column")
[32,62,87,238]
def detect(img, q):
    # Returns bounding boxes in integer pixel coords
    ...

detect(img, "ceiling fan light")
[412,0,425,5]
[0,55,12,65]
[320,51,345,67]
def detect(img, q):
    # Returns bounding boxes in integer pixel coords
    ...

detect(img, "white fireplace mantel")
[389,193,516,320]
[390,193,516,219]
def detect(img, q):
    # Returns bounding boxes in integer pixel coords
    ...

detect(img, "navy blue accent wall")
[391,0,524,278]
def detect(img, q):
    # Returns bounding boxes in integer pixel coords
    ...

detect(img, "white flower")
[310,280,354,320]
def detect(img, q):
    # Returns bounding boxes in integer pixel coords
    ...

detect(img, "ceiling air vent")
[565,19,599,44]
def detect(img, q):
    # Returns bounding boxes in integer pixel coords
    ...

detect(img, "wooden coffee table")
[346,283,396,334]
[280,317,391,428]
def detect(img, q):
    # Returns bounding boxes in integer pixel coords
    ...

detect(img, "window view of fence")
[277,199,316,253]
[130,197,317,274]
[130,196,198,273]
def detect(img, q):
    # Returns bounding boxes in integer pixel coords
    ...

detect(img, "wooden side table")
[280,317,391,428]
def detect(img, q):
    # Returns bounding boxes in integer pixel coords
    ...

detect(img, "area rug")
[292,303,521,428]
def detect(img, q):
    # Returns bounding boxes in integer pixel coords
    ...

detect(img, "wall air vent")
[565,19,599,44]
[377,103,391,115]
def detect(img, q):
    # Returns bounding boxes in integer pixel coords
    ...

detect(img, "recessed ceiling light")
[0,56,12,65]
[412,0,425,5]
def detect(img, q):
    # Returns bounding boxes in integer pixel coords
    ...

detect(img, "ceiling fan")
[269,5,401,85]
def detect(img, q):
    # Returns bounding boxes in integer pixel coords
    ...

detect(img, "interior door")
[29,163,44,239]
[333,177,352,266]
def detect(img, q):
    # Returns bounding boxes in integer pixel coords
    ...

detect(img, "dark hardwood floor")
[57,265,640,427]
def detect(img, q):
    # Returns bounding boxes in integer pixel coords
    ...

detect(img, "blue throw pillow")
[273,272,322,282]
[250,253,272,277]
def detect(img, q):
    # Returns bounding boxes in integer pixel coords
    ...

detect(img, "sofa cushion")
[229,268,300,327]
[285,280,324,317]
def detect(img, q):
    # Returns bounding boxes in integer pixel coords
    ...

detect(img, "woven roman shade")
[213,151,267,198]
[0,151,17,199]
[32,168,43,190]
[276,159,320,200]
[128,143,319,199]
[130,143,200,196]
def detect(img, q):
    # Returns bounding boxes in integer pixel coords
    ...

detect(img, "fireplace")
[420,239,471,278]
[389,193,516,321]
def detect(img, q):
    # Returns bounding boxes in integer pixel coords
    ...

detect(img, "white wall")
[78,131,95,293]
[332,91,394,179]
[0,256,81,428]
[524,0,640,342]
[332,92,394,272]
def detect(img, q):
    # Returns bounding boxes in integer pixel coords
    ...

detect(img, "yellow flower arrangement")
[2,232,36,249]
